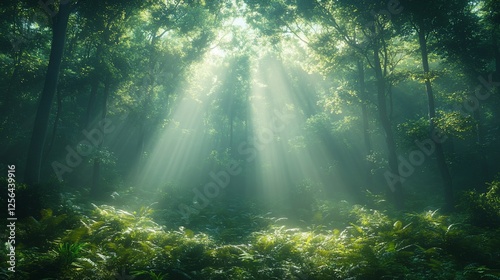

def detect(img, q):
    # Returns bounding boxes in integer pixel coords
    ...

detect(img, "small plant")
[20,208,70,249]
[55,242,86,267]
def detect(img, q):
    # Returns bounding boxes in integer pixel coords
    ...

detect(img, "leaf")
[445,224,456,235]
[41,208,53,220]
[350,223,364,234]
[184,229,195,238]
[64,227,88,243]
[239,250,254,261]
[49,214,68,227]
[393,220,403,231]
[386,241,396,252]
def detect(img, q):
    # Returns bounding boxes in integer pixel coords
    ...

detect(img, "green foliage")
[459,180,500,227]
[12,191,500,279]
[434,110,474,140]
[305,113,332,136]
[397,117,429,149]
[55,243,87,267]
[132,270,168,280]
[21,209,69,248]
[3,0,500,278]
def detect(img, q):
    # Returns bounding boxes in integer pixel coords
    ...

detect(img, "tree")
[394,0,460,210]
[25,0,74,185]
[120,0,226,181]
[244,0,406,207]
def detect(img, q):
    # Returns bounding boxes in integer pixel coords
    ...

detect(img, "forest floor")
[1,180,500,280]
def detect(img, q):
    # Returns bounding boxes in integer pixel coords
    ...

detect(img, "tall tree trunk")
[357,60,373,190]
[25,3,71,185]
[494,26,499,90]
[90,159,101,197]
[86,49,103,198]
[44,88,63,160]
[229,107,234,153]
[373,40,404,209]
[90,76,111,198]
[357,60,372,155]
[131,29,159,180]
[485,26,500,149]
[418,27,454,210]
[473,107,489,186]
[86,77,100,127]
[85,43,104,127]
[387,83,394,121]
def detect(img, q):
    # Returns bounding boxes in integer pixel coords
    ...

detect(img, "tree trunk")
[373,40,404,209]
[85,43,104,127]
[90,158,101,197]
[86,57,102,198]
[388,83,394,121]
[90,76,111,198]
[44,88,63,160]
[24,3,72,185]
[86,76,100,127]
[418,27,454,211]
[357,60,372,155]
[494,25,499,89]
[229,107,234,153]
[473,107,489,186]
[357,60,374,190]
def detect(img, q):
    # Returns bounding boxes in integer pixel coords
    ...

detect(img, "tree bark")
[373,38,404,209]
[357,60,372,154]
[357,60,374,189]
[418,26,454,210]
[86,76,100,127]
[473,107,489,186]
[229,104,235,152]
[44,88,63,160]
[25,2,72,184]
[90,75,111,198]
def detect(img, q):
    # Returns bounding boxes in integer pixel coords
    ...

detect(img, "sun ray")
[132,52,231,190]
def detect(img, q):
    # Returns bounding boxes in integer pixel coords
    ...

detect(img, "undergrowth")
[1,181,499,279]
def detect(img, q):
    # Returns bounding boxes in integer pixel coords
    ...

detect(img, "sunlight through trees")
[1,0,500,278]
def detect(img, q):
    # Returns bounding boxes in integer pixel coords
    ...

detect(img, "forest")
[0,0,500,279]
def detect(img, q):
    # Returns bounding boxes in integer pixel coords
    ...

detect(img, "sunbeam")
[6,0,499,278]
[246,55,326,206]
[132,52,232,190]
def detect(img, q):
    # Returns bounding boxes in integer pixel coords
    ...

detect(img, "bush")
[459,180,500,228]
[8,188,500,279]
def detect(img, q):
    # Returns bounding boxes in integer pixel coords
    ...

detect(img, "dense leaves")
[1,183,500,279]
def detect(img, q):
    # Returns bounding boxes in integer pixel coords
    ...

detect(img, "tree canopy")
[1,0,500,279]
